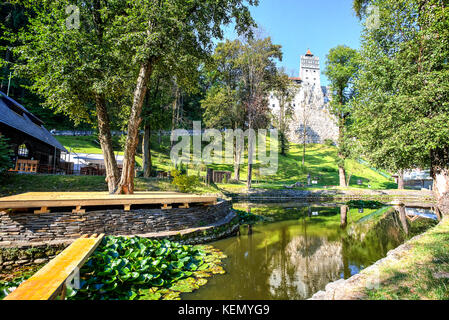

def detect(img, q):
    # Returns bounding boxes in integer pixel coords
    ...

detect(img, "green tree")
[14,0,258,194]
[351,0,449,211]
[239,36,282,190]
[113,0,258,194]
[202,36,282,187]
[0,135,13,174]
[202,39,246,180]
[324,45,360,187]
[272,68,297,156]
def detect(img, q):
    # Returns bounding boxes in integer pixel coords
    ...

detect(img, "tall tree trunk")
[302,107,307,166]
[170,86,180,148]
[234,144,241,181]
[339,164,347,187]
[338,116,346,187]
[340,205,348,229]
[431,147,449,214]
[247,123,254,190]
[95,94,119,193]
[142,122,152,178]
[116,59,155,194]
[397,170,405,190]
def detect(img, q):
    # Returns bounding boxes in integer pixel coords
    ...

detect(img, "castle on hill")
[269,49,339,144]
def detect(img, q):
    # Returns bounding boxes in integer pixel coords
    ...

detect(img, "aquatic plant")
[346,200,385,208]
[68,236,226,300]
[235,209,264,225]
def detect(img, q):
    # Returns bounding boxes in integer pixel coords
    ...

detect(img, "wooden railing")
[9,159,39,173]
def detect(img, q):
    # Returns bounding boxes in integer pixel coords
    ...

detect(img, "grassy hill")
[55,135,397,191]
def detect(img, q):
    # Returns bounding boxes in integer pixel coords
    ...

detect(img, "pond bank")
[229,188,435,203]
[310,214,449,300]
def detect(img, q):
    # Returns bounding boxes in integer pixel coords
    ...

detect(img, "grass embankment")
[54,135,396,193]
[365,216,449,300]
[0,135,396,197]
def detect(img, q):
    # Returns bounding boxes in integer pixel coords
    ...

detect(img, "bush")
[171,169,199,193]
[0,136,13,174]
[324,139,335,147]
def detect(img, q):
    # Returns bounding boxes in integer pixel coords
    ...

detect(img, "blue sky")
[221,0,363,86]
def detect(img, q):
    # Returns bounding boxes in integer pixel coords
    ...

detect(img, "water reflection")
[184,203,438,300]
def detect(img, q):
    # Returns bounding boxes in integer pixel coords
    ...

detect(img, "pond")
[183,202,439,300]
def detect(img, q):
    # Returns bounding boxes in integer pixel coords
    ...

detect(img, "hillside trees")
[141,54,203,178]
[351,0,449,211]
[324,45,360,187]
[272,69,297,156]
[14,0,258,194]
[201,36,282,188]
[201,39,246,180]
[239,37,282,189]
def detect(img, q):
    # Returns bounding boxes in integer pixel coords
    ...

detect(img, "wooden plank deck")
[0,192,217,213]
[4,234,104,300]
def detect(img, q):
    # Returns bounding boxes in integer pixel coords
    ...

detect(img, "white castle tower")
[268,49,338,144]
[300,49,321,89]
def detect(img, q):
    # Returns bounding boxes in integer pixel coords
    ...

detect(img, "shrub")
[171,170,199,193]
[324,139,335,147]
[0,136,13,174]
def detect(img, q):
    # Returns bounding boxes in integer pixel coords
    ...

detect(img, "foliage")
[14,0,259,193]
[351,0,449,175]
[171,169,200,193]
[346,200,385,209]
[235,209,264,225]
[68,236,226,300]
[0,276,27,300]
[324,139,335,147]
[272,68,298,155]
[324,45,360,186]
[324,45,360,159]
[0,264,44,300]
[0,135,13,174]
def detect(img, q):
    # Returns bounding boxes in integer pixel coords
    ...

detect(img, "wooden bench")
[4,234,104,300]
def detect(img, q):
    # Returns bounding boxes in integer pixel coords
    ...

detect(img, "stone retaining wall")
[0,201,238,270]
[0,201,231,246]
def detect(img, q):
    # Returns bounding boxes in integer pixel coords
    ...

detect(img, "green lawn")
[54,135,397,192]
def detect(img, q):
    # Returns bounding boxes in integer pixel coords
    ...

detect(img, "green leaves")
[0,135,13,175]
[68,237,226,300]
[351,0,449,174]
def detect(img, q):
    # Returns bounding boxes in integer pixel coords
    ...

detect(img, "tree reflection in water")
[183,203,438,300]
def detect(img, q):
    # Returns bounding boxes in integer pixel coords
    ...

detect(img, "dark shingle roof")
[0,91,67,152]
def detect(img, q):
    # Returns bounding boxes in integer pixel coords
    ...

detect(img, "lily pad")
[169,277,199,293]
[209,265,226,275]
[162,291,181,300]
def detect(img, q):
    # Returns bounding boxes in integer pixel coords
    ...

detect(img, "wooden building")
[0,91,68,172]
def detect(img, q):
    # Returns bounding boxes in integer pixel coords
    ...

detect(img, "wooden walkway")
[4,234,104,300]
[0,192,217,214]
